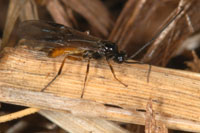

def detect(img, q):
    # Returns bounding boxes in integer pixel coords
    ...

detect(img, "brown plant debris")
[186,51,200,72]
[145,99,168,133]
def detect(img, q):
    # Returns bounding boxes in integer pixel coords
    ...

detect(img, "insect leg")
[81,58,91,98]
[106,59,128,87]
[41,55,68,92]
[147,64,152,83]
[125,60,151,82]
[41,55,83,92]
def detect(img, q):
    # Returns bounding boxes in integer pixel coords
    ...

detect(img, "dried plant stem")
[0,47,200,132]
[0,108,39,123]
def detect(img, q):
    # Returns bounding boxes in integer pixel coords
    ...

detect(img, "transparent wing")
[17,20,101,52]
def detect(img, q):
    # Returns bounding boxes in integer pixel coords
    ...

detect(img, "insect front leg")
[125,60,151,83]
[106,59,128,87]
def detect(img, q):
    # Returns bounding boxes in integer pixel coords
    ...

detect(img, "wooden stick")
[0,47,200,132]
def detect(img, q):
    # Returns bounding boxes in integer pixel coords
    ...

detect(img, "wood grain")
[0,47,200,132]
[40,110,130,133]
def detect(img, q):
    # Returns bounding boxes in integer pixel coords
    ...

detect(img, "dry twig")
[0,47,200,132]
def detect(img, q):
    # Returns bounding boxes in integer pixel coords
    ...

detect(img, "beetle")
[16,8,182,98]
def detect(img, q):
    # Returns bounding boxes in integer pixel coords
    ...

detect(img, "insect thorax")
[82,40,126,63]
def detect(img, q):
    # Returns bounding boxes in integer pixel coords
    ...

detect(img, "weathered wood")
[40,110,130,133]
[0,47,200,132]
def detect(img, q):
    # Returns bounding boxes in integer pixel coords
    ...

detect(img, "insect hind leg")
[41,55,82,92]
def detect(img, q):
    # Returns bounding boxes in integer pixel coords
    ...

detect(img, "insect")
[16,8,183,98]
[17,20,130,98]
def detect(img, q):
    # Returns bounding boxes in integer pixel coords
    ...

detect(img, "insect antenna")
[128,7,184,60]
[124,7,183,82]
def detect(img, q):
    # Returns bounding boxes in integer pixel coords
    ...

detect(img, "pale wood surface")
[0,47,200,132]
[40,110,130,133]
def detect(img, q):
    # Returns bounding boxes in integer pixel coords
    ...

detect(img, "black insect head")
[98,40,126,63]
